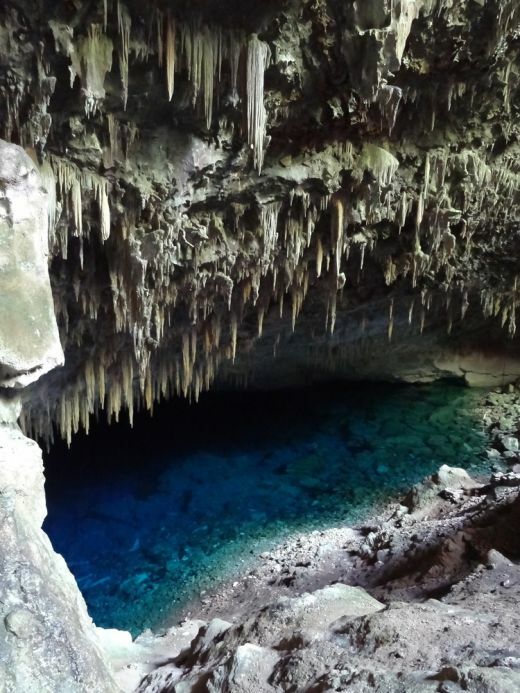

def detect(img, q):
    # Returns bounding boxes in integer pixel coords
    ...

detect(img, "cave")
[1,0,520,691]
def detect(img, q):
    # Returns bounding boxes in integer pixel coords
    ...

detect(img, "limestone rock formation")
[0,142,63,387]
[0,142,120,693]
[0,0,517,447]
[0,417,120,693]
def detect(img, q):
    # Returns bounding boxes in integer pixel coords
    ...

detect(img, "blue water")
[43,382,491,636]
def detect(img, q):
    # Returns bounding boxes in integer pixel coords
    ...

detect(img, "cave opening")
[43,380,491,637]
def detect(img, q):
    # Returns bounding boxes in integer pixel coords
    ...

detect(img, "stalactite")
[316,236,323,278]
[360,144,399,187]
[461,291,469,320]
[246,34,271,172]
[39,160,57,249]
[99,179,111,241]
[331,198,344,276]
[230,314,238,362]
[117,1,132,109]
[85,172,111,241]
[416,192,424,230]
[156,10,164,66]
[166,12,176,101]
[98,361,106,407]
[51,156,111,246]
[398,192,408,230]
[407,298,415,325]
[229,33,241,97]
[71,24,113,116]
[329,292,337,335]
[424,153,431,196]
[52,158,84,243]
[84,359,96,412]
[360,244,366,271]
[257,306,265,337]
[107,113,119,165]
[260,200,282,266]
[201,26,218,129]
[388,299,394,341]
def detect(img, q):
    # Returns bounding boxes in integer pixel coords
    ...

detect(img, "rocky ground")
[106,386,520,692]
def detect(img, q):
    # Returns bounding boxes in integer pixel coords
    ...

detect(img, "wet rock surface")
[121,466,520,693]
[112,390,520,692]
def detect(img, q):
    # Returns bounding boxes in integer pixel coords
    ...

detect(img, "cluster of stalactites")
[481,278,520,338]
[62,3,270,165]
[44,156,111,263]
[28,133,520,447]
[69,23,113,117]
[246,35,271,172]
[19,315,238,449]
[118,2,269,150]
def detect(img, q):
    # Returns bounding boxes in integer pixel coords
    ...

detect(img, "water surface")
[44,382,491,635]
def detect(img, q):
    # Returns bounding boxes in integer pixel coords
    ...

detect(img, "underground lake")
[43,381,494,637]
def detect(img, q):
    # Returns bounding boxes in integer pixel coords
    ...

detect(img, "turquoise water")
[43,382,491,636]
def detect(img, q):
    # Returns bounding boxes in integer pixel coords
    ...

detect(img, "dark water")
[43,382,491,636]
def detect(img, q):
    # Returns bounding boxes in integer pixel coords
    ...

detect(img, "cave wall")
[0,0,519,446]
[0,143,121,693]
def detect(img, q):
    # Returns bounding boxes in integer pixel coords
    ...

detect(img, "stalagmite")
[247,34,271,172]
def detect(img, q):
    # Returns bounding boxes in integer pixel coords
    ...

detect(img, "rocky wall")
[0,142,120,693]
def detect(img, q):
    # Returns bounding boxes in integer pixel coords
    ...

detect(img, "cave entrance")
[43,381,489,637]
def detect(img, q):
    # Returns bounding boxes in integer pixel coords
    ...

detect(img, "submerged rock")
[128,466,520,693]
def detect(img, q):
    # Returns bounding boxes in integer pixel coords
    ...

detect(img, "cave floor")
[43,381,496,636]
